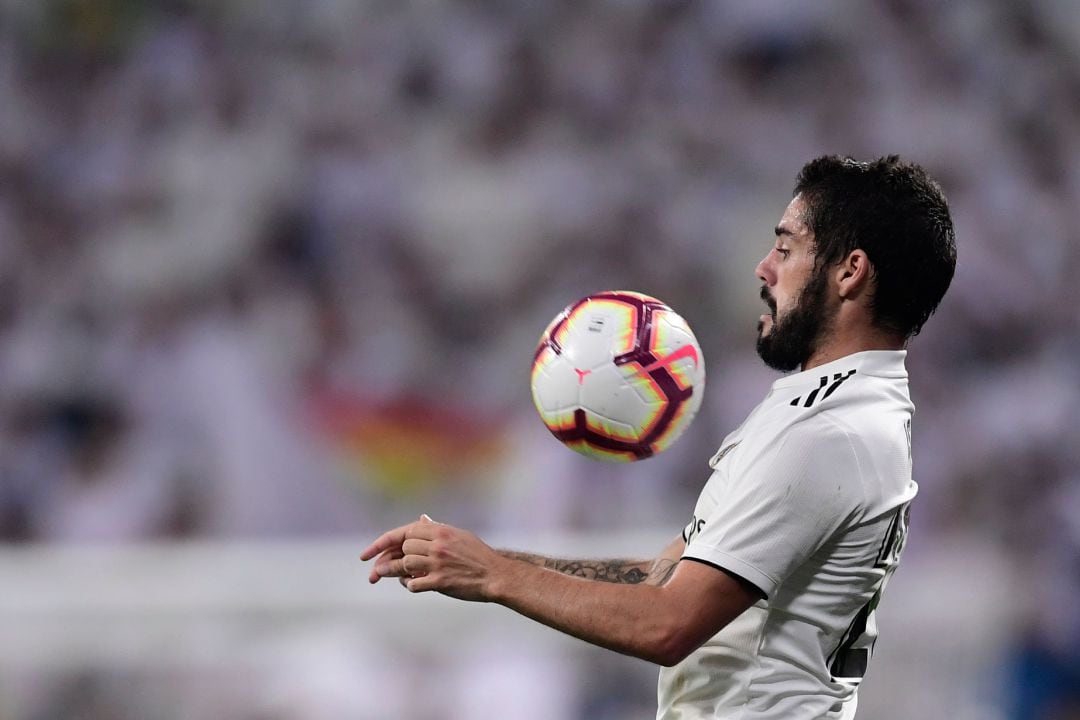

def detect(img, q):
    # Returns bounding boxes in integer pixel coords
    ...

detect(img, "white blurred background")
[0,1,1078,718]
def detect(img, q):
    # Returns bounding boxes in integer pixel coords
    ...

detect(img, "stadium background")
[1,1,1078,718]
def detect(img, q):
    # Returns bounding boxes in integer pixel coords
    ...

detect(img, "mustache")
[759,286,777,313]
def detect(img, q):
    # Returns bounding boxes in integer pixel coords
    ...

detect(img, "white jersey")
[658,350,916,719]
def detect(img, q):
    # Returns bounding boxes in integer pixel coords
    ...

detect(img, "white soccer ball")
[530,291,705,462]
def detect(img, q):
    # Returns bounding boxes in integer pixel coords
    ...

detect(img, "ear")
[835,249,872,300]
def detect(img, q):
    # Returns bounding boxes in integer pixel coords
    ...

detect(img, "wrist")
[486,553,525,604]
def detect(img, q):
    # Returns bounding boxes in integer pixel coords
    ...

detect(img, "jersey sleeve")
[683,419,861,598]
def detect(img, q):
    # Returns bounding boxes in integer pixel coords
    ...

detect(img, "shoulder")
[729,389,863,481]
[773,412,863,479]
[774,366,907,448]
[728,411,862,504]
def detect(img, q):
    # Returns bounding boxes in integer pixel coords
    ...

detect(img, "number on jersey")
[828,501,911,683]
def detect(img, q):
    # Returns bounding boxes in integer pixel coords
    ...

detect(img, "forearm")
[490,556,681,665]
[499,550,676,585]
[364,522,721,666]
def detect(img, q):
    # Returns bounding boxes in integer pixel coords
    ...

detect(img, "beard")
[756,267,832,372]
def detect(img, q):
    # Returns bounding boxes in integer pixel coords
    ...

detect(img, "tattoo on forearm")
[501,551,679,586]
[548,559,652,584]
[646,559,678,586]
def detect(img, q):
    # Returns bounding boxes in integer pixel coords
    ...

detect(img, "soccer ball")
[530,291,705,462]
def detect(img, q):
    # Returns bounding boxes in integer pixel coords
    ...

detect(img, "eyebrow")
[774,225,794,238]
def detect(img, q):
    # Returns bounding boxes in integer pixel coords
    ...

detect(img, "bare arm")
[498,535,683,586]
[489,551,758,666]
[362,520,758,666]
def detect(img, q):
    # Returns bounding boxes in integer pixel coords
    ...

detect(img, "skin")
[498,548,679,586]
[360,193,906,667]
[760,195,904,371]
[361,519,757,666]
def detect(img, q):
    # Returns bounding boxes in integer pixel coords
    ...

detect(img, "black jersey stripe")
[802,375,830,407]
[822,369,857,400]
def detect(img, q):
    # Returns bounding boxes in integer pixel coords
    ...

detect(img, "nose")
[756,252,776,286]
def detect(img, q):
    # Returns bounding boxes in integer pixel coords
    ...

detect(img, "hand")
[360,515,505,602]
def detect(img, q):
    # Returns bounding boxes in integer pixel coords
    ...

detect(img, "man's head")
[755,155,957,371]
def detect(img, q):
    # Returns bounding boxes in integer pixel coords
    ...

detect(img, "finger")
[402,538,432,557]
[368,548,403,584]
[375,557,408,579]
[376,554,433,580]
[360,524,413,561]
[406,573,440,593]
[364,518,443,561]
[404,521,440,542]
[374,546,403,564]
[420,513,434,523]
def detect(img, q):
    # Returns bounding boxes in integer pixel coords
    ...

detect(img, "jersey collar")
[770,350,908,390]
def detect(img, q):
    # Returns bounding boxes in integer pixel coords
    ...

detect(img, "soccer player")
[361,155,956,719]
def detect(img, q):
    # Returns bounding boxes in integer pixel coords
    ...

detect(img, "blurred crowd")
[1,0,1079,718]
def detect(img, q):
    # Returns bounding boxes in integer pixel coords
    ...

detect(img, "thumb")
[419,513,435,523]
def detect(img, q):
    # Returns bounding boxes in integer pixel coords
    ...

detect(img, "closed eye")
[774,247,790,259]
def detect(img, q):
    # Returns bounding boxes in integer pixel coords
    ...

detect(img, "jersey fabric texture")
[657,350,916,719]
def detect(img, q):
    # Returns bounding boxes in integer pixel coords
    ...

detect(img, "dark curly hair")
[793,155,957,339]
